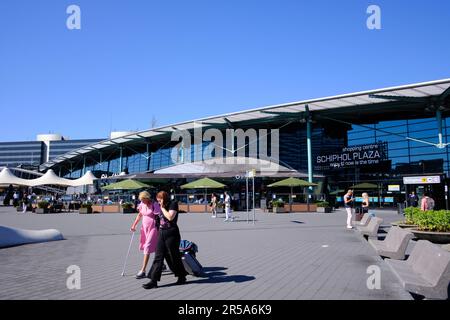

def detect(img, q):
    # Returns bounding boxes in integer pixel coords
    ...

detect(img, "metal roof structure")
[40,78,450,171]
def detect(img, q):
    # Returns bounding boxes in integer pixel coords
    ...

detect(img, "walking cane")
[121,231,135,276]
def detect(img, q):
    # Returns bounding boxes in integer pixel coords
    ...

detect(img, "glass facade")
[347,117,449,175]
[59,122,348,179]
[0,141,43,167]
[318,116,450,209]
[49,139,103,160]
[0,138,104,170]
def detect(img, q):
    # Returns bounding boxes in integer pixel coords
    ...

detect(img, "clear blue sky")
[0,0,449,141]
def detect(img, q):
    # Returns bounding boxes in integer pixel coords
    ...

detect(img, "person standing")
[21,193,28,213]
[408,191,419,207]
[130,191,160,279]
[421,193,435,211]
[13,191,19,207]
[143,191,187,289]
[361,192,372,217]
[224,191,233,222]
[210,193,218,218]
[344,190,354,229]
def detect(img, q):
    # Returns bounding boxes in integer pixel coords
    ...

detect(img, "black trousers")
[149,226,187,282]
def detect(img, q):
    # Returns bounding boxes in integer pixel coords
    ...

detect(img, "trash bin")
[397,203,405,215]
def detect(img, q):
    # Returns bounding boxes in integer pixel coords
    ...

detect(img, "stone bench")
[356,217,383,238]
[354,213,370,227]
[368,226,414,260]
[386,240,450,300]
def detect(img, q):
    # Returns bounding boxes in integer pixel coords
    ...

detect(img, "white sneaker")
[136,270,146,279]
[346,225,353,229]
[224,219,229,222]
[212,215,216,218]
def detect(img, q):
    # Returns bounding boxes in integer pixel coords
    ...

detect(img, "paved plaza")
[0,206,412,300]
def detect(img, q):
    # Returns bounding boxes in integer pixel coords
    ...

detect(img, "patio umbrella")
[180,178,226,210]
[101,179,152,191]
[268,177,318,210]
[329,189,345,195]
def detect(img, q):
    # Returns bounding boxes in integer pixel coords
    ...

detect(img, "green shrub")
[414,210,450,232]
[316,201,330,208]
[121,202,133,209]
[404,206,421,225]
[81,202,92,209]
[272,199,285,208]
[37,201,49,209]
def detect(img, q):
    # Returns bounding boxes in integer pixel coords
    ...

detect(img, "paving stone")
[0,207,412,300]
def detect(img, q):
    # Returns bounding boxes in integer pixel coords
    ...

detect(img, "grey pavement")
[0,206,412,300]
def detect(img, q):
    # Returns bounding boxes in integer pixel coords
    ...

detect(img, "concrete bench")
[355,213,370,227]
[368,226,414,260]
[356,217,383,238]
[386,240,450,300]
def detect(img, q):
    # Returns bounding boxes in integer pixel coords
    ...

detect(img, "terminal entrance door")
[406,183,445,210]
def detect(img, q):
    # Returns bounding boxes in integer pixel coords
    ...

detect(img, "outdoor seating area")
[386,240,450,300]
[356,213,450,300]
[368,226,414,260]
[356,217,384,238]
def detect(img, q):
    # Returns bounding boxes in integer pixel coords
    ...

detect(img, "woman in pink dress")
[130,191,160,279]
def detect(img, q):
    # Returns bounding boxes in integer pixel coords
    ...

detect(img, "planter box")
[216,207,224,214]
[92,205,102,213]
[285,203,317,212]
[178,204,189,213]
[273,207,285,213]
[103,205,121,213]
[189,204,208,213]
[79,207,93,214]
[35,208,49,214]
[121,208,136,214]
[90,205,120,213]
[316,207,332,213]
[410,229,450,244]
[391,221,418,229]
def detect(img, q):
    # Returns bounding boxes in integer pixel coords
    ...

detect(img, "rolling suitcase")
[179,239,203,277]
[181,252,203,277]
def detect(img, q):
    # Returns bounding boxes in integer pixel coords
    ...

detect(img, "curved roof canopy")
[154,156,295,176]
[0,168,33,186]
[0,168,97,187]
[40,78,450,171]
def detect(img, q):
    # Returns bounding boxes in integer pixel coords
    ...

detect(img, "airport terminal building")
[2,79,450,209]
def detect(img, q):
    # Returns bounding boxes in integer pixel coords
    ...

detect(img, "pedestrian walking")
[210,193,217,218]
[143,191,187,289]
[130,191,160,279]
